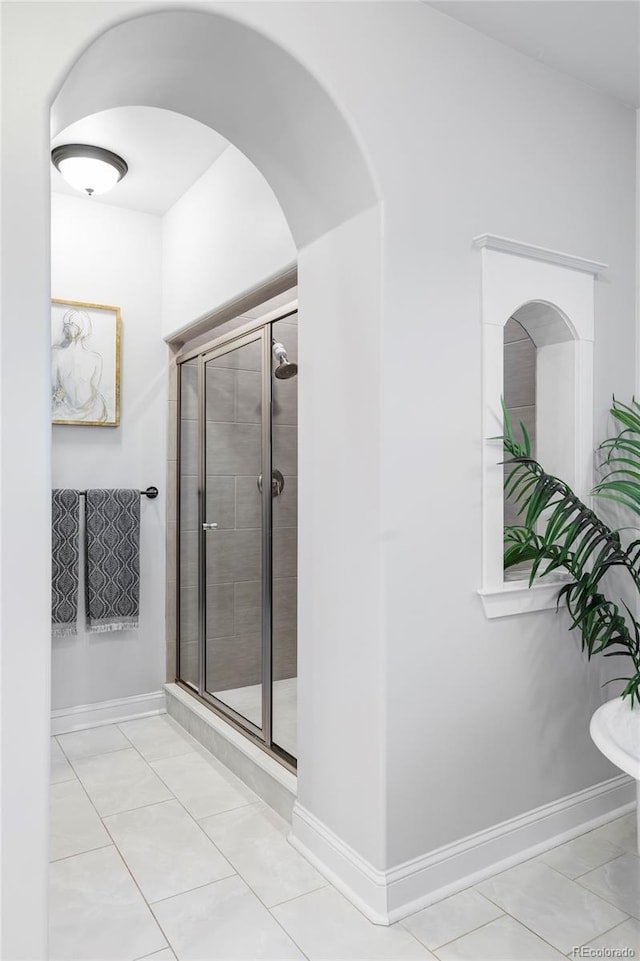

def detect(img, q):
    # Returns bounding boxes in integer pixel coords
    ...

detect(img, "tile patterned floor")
[49,715,639,960]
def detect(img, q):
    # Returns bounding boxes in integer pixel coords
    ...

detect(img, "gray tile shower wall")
[235,477,262,528]
[205,422,262,477]
[206,633,263,690]
[205,530,262,584]
[503,318,536,530]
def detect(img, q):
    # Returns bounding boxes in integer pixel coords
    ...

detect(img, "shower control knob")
[202,522,219,531]
[257,470,285,497]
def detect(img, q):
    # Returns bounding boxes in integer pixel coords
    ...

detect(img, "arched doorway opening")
[7,9,385,954]
[50,4,381,765]
[0,5,385,951]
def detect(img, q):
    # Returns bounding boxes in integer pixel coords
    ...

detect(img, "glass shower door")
[177,311,298,766]
[201,331,271,736]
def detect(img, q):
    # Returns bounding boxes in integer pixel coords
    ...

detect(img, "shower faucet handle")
[202,522,219,531]
[257,470,285,497]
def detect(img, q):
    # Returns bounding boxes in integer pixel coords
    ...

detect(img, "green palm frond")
[500,398,640,706]
[594,397,640,517]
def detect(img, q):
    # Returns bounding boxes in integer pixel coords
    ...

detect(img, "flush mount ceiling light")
[51,144,128,197]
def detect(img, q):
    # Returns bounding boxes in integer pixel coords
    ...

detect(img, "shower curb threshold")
[164,682,297,823]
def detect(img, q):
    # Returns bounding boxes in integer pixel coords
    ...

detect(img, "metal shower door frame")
[176,304,298,769]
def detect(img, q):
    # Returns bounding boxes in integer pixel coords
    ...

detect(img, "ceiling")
[427,1,640,107]
[51,107,229,215]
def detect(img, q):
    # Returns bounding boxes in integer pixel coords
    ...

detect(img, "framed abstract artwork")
[51,299,121,427]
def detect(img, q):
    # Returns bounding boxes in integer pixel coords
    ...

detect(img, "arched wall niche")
[48,3,388,916]
[51,9,379,248]
[476,236,602,618]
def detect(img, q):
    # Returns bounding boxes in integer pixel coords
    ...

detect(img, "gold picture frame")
[52,299,121,427]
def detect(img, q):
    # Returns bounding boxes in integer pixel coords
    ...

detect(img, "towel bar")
[77,486,159,499]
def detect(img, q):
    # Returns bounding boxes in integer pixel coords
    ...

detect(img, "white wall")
[364,3,636,866]
[51,193,166,710]
[217,0,637,868]
[0,2,638,948]
[637,108,640,397]
[162,144,295,335]
[295,204,384,867]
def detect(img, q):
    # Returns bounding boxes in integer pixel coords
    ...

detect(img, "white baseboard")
[291,804,390,922]
[51,690,166,735]
[291,773,635,926]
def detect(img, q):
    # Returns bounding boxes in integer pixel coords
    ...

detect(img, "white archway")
[51,10,378,247]
[1,8,385,954]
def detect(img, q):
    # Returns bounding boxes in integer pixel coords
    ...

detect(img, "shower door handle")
[202,522,219,531]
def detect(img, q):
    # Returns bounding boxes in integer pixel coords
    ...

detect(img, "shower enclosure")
[177,310,298,767]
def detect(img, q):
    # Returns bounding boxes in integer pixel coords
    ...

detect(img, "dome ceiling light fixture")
[51,144,128,197]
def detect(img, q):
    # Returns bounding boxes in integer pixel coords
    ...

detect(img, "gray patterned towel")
[85,489,140,633]
[52,489,81,637]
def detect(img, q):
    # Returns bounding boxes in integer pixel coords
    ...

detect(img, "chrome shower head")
[272,341,298,380]
[275,358,298,379]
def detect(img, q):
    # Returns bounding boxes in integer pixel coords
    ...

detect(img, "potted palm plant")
[502,396,640,708]
[503,399,640,838]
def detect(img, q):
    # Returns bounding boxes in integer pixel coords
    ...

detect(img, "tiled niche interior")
[503,316,536,529]
[166,312,297,715]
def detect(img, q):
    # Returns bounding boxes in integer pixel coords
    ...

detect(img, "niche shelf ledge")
[478,577,569,619]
